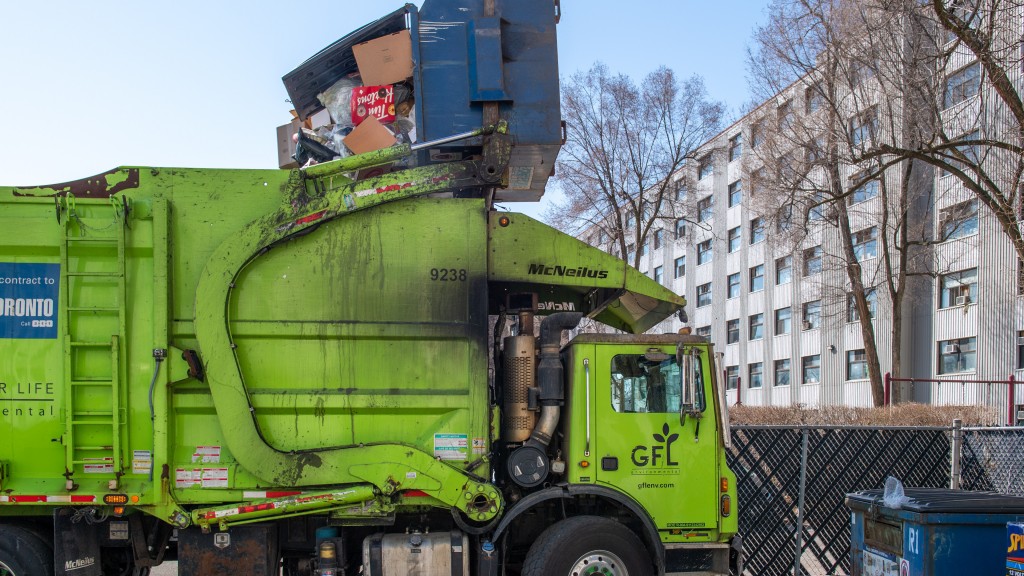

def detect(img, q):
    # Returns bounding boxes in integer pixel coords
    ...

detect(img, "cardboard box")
[276,118,302,169]
[343,115,397,155]
[351,85,396,126]
[352,30,413,86]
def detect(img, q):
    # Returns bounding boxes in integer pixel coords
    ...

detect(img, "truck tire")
[522,516,653,576]
[0,524,55,576]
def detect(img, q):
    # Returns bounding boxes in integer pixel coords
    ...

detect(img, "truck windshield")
[610,354,699,413]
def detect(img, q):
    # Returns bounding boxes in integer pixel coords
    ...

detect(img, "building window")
[653,229,664,250]
[806,83,823,113]
[697,239,712,265]
[726,365,739,390]
[750,217,766,244]
[849,178,879,205]
[728,134,743,162]
[727,272,741,299]
[778,101,794,131]
[940,200,979,240]
[849,107,878,147]
[748,362,764,389]
[697,195,714,223]
[697,282,712,307]
[750,264,765,292]
[727,319,740,344]
[638,240,648,259]
[675,218,686,239]
[941,130,981,176]
[674,256,686,278]
[774,359,791,386]
[938,337,977,374]
[625,212,635,230]
[852,227,878,261]
[803,245,823,276]
[940,268,978,307]
[749,313,765,340]
[728,181,743,207]
[808,191,825,221]
[802,354,821,384]
[802,300,822,330]
[698,155,714,180]
[654,266,663,285]
[775,307,792,335]
[776,256,793,285]
[674,184,687,203]
[750,122,762,149]
[943,62,981,109]
[696,325,711,338]
[847,289,878,322]
[847,349,868,380]
[728,227,742,253]
[626,243,635,263]
[1018,330,1024,370]
[777,204,794,232]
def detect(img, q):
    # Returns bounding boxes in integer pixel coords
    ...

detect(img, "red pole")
[1009,374,1016,426]
[884,372,891,406]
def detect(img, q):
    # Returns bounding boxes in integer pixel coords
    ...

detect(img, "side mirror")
[679,348,698,424]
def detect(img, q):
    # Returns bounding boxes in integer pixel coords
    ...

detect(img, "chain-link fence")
[729,424,1024,576]
[959,426,1024,495]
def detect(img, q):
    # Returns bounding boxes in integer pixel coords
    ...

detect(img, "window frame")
[939,200,979,241]
[774,307,792,335]
[852,227,878,261]
[698,155,714,180]
[775,256,793,285]
[748,362,764,389]
[774,359,791,387]
[696,282,712,307]
[938,337,977,374]
[728,134,743,162]
[697,239,713,265]
[846,349,868,381]
[674,256,686,279]
[728,180,743,207]
[750,217,766,244]
[943,62,981,109]
[749,313,765,340]
[803,245,823,276]
[727,319,740,344]
[939,268,978,308]
[728,226,742,253]
[697,195,714,223]
[802,354,821,384]
[750,264,765,292]
[802,300,822,330]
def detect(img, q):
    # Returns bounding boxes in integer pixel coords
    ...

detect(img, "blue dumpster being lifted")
[847,488,1024,576]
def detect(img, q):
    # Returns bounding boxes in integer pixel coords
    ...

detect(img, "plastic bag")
[317,75,361,131]
[883,476,910,509]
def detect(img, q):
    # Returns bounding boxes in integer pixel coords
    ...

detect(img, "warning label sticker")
[434,433,468,461]
[132,450,152,475]
[472,437,486,455]
[83,457,114,474]
[191,445,221,463]
[175,467,230,489]
[0,262,60,339]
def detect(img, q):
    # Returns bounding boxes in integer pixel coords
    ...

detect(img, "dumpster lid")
[847,488,1024,513]
[282,5,413,121]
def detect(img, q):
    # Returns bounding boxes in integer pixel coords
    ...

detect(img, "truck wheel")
[522,516,652,576]
[0,525,55,576]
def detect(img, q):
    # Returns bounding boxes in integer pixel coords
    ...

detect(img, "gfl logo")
[631,424,679,467]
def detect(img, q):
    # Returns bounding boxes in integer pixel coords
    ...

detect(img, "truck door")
[592,344,720,535]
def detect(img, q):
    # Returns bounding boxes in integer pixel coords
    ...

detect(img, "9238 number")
[430,268,467,281]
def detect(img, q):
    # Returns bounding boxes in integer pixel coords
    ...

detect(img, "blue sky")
[0,1,769,217]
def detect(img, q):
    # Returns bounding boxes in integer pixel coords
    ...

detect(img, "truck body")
[0,2,739,575]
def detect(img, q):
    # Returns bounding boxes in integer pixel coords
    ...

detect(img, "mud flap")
[53,508,102,576]
[177,524,280,576]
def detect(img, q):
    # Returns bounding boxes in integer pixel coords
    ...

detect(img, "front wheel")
[0,525,54,576]
[522,516,653,576]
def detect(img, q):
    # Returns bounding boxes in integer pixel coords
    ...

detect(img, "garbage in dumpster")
[882,476,910,509]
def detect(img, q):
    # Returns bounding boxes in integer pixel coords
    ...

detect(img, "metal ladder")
[58,194,129,488]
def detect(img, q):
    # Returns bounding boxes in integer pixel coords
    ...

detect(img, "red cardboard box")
[351,85,396,126]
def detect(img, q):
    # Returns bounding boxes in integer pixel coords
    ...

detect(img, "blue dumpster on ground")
[847,488,1024,576]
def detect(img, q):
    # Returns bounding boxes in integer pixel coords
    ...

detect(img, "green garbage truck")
[0,2,739,575]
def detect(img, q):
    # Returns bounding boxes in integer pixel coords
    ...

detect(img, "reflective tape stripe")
[242,490,302,499]
[0,495,97,503]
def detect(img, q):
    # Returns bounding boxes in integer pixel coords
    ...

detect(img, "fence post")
[884,372,891,406]
[949,418,962,490]
[793,428,810,576]
[736,376,743,407]
[1009,374,1016,426]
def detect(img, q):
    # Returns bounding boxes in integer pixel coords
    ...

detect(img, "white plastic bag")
[883,476,910,509]
[317,75,361,130]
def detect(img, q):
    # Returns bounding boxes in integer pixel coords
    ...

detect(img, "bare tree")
[863,0,1024,263]
[746,0,939,406]
[548,63,725,269]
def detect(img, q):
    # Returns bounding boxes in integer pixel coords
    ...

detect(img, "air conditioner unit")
[1017,336,1024,346]
[955,295,968,306]
[943,343,961,355]
[803,321,814,330]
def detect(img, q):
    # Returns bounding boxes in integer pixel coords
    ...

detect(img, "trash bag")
[883,476,910,509]
[317,75,362,131]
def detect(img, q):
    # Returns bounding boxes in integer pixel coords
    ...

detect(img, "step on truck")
[0,1,740,575]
